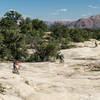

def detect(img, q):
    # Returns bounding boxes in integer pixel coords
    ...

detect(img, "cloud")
[60,9,67,12]
[88,5,99,9]
[51,8,68,16]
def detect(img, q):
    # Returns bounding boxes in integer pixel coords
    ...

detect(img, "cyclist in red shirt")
[13,60,20,74]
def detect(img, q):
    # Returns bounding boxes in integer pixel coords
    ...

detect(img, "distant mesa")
[45,15,100,29]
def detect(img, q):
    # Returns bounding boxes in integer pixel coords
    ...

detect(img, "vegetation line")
[0,10,100,62]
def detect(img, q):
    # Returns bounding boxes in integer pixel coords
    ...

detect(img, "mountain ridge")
[45,15,100,29]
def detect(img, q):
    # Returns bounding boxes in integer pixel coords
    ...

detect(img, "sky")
[0,0,100,21]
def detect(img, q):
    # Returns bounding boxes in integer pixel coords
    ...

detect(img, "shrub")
[31,41,64,62]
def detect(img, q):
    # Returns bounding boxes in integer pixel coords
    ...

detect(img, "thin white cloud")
[88,5,99,9]
[51,8,68,16]
[60,9,67,12]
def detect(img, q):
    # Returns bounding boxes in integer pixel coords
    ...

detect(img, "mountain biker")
[13,60,20,74]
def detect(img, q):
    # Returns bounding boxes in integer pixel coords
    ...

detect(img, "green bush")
[30,41,64,62]
[27,54,35,62]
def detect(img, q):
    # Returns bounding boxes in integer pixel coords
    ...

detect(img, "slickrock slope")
[1,44,100,100]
